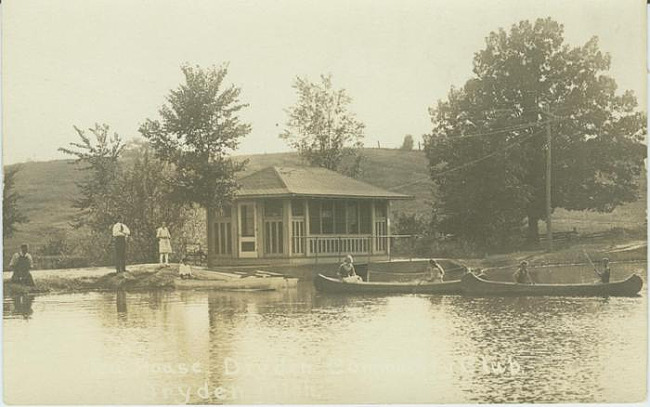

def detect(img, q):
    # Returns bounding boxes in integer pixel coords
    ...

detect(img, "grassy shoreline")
[4,235,646,297]
[3,264,179,296]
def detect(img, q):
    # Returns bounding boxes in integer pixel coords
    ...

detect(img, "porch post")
[370,200,376,255]
[284,198,292,258]
[386,200,391,259]
[230,204,238,258]
[257,201,264,259]
[304,200,311,257]
[206,206,213,268]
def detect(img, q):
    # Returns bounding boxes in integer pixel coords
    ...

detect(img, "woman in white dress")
[156,222,172,265]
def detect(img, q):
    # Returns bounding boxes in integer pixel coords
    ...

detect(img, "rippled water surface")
[4,273,647,404]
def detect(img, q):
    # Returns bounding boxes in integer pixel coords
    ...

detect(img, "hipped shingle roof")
[237,166,411,200]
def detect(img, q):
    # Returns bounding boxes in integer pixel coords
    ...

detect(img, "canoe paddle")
[582,250,601,278]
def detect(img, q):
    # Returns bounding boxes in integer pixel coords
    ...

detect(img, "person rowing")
[425,259,445,283]
[513,260,534,284]
[594,258,611,284]
[338,255,362,283]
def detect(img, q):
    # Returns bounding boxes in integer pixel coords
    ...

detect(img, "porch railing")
[306,235,373,256]
[296,235,414,257]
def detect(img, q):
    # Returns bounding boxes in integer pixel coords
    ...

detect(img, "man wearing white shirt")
[112,218,131,273]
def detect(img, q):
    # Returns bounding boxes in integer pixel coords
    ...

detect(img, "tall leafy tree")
[425,18,646,248]
[139,64,250,209]
[3,165,28,238]
[59,123,125,229]
[115,147,188,263]
[60,129,191,264]
[280,74,365,176]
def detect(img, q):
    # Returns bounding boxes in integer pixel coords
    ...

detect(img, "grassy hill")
[4,148,646,259]
[3,149,433,257]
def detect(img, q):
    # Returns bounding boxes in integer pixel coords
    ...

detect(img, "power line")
[389,129,543,191]
[390,128,589,191]
[435,118,564,140]
[431,129,542,179]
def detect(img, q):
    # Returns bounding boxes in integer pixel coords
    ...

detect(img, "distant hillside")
[3,148,646,258]
[3,149,433,255]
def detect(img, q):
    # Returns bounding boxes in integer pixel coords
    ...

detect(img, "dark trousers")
[115,236,127,272]
[11,270,35,286]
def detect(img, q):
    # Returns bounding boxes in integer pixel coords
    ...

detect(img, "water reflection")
[116,290,127,318]
[3,280,647,404]
[6,294,34,319]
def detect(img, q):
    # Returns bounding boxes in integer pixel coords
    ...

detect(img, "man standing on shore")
[112,218,130,273]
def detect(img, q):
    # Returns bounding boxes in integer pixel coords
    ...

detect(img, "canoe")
[460,272,643,297]
[175,276,298,291]
[313,273,462,294]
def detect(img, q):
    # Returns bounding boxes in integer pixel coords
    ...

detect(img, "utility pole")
[545,105,553,252]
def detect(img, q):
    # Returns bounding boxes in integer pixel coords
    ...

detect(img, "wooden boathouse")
[207,166,411,266]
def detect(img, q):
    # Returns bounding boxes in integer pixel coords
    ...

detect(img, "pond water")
[3,268,647,404]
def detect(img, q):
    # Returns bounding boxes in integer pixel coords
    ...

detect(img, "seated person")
[10,244,35,287]
[513,260,534,284]
[338,255,362,283]
[425,259,445,282]
[178,257,194,280]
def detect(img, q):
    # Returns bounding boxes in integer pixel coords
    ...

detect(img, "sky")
[2,0,647,165]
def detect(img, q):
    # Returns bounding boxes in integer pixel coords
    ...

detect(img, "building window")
[347,201,359,234]
[307,199,376,235]
[240,205,255,237]
[309,201,321,234]
[291,200,304,216]
[360,202,372,234]
[264,200,283,218]
[375,202,387,218]
[334,201,346,234]
[321,201,334,234]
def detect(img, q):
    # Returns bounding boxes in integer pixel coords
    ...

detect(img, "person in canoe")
[425,259,445,282]
[338,255,362,283]
[9,244,35,287]
[513,261,534,284]
[595,257,611,283]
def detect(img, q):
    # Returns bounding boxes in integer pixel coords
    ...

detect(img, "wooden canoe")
[175,276,298,291]
[460,272,643,297]
[313,273,462,294]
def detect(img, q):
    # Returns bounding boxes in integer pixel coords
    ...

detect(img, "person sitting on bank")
[513,260,534,284]
[178,257,194,280]
[338,255,362,282]
[9,244,35,287]
[595,257,611,284]
[425,259,445,282]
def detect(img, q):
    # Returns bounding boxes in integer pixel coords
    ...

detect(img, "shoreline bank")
[3,264,298,296]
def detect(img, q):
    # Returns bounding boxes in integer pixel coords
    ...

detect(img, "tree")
[60,128,191,264]
[59,124,125,264]
[280,74,365,176]
[401,135,414,151]
[114,147,188,263]
[3,165,28,238]
[425,18,646,248]
[139,64,250,209]
[59,123,125,230]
